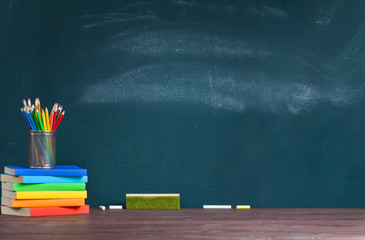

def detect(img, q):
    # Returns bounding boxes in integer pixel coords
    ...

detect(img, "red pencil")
[52,109,58,130]
[54,111,65,130]
[49,108,55,131]
[51,103,59,130]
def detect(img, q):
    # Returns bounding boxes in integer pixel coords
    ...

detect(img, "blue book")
[1,174,88,183]
[4,165,87,176]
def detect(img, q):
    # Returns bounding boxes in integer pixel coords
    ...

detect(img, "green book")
[126,194,180,210]
[1,182,86,191]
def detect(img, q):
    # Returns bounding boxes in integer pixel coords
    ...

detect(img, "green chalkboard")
[1,0,365,207]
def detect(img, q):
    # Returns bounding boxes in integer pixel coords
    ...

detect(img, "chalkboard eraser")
[236,205,250,209]
[126,194,180,210]
[203,205,232,209]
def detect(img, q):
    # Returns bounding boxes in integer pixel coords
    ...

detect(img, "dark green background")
[1,0,365,208]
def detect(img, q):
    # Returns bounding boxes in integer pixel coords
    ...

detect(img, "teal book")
[1,174,88,183]
[1,182,86,191]
[4,165,87,176]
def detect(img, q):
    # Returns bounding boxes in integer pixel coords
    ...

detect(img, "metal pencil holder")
[28,130,56,168]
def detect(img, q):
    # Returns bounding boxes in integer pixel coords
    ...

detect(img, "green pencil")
[36,109,44,131]
[31,108,40,130]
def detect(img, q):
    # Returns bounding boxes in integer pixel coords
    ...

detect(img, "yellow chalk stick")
[236,205,250,209]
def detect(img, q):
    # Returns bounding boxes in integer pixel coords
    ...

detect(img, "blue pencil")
[23,108,35,130]
[26,109,37,130]
[21,108,31,130]
[26,109,36,130]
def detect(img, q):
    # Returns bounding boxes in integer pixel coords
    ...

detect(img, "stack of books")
[1,165,89,217]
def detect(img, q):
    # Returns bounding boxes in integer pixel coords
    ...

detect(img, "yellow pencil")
[41,109,47,131]
[45,107,50,131]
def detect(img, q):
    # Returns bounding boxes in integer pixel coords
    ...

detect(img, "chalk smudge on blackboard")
[82,13,158,29]
[8,0,14,11]
[172,0,219,11]
[263,6,287,18]
[2,0,15,20]
[173,0,198,7]
[81,63,354,114]
[315,0,343,26]
[125,1,149,8]
[246,6,287,18]
[316,14,333,26]
[338,21,365,60]
[111,30,267,59]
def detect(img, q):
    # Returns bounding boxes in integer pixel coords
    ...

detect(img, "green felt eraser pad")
[126,194,180,210]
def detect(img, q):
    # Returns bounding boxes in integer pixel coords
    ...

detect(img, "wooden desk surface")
[1,208,365,239]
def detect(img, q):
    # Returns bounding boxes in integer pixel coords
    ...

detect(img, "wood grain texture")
[1,208,365,239]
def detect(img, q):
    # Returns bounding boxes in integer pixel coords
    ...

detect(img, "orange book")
[1,197,85,208]
[1,205,89,217]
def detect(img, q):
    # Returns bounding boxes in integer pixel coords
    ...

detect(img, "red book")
[1,205,89,217]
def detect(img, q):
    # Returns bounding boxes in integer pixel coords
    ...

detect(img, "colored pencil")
[21,108,31,130]
[36,109,44,131]
[54,111,65,130]
[45,107,50,131]
[35,98,39,112]
[22,108,32,130]
[51,103,58,130]
[23,107,34,130]
[31,108,40,130]
[50,108,55,131]
[32,107,39,129]
[57,106,63,118]
[32,104,38,121]
[21,99,65,132]
[42,109,47,131]
[26,109,38,131]
[53,108,58,130]
[37,98,41,113]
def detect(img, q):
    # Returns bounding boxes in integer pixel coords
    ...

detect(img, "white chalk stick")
[203,205,232,209]
[99,205,106,210]
[109,205,123,209]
